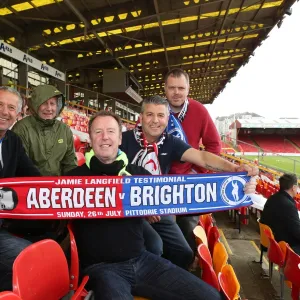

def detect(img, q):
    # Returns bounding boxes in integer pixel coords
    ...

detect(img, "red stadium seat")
[207,226,220,255]
[13,239,89,300]
[0,292,22,300]
[76,152,86,166]
[199,214,213,234]
[67,223,149,300]
[284,245,300,300]
[73,134,81,151]
[67,224,91,299]
[197,243,220,290]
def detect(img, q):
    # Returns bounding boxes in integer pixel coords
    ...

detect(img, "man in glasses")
[260,173,300,254]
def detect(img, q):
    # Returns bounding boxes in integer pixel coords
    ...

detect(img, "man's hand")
[236,164,259,176]
[244,177,258,194]
[146,216,161,224]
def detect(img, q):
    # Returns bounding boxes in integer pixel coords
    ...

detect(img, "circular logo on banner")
[220,176,249,206]
[0,188,18,210]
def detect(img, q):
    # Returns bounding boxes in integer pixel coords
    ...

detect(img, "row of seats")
[256,178,280,199]
[193,214,240,300]
[256,178,300,206]
[62,106,136,134]
[289,136,300,149]
[238,135,300,154]
[258,221,300,300]
[0,223,148,300]
[253,135,299,154]
[61,108,90,133]
[238,135,259,152]
[1,238,89,300]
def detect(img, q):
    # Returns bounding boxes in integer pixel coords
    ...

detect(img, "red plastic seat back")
[264,228,285,267]
[13,239,70,300]
[284,245,300,287]
[76,152,86,166]
[67,223,80,290]
[197,244,220,291]
[0,292,22,300]
[73,134,81,151]
[207,226,220,254]
[199,214,213,234]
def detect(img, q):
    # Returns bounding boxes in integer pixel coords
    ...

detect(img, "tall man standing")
[164,68,222,252]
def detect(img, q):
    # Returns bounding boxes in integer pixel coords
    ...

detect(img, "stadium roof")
[0,0,297,104]
[230,118,300,128]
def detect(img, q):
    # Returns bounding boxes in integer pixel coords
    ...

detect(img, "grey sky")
[205,1,300,120]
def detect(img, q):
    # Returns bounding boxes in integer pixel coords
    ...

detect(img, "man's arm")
[16,138,41,176]
[199,106,221,155]
[61,127,77,175]
[181,148,258,176]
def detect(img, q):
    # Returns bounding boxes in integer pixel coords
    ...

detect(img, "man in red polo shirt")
[165,68,222,252]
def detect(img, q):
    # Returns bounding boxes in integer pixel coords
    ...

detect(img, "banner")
[0,41,65,81]
[0,172,253,219]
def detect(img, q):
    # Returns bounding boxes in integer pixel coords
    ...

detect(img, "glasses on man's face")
[293,184,299,191]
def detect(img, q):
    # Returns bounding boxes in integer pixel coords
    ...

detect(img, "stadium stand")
[237,135,259,152]
[289,136,300,149]
[252,135,299,153]
[0,0,299,298]
[226,118,300,154]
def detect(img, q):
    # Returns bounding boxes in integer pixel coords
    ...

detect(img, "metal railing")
[222,138,300,177]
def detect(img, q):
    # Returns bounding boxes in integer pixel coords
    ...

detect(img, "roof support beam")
[63,0,142,90]
[0,17,24,34]
[41,22,270,66]
[153,0,170,71]
[199,0,234,90]
[25,0,225,48]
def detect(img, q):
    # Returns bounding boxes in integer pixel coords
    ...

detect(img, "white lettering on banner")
[57,211,84,218]
[55,178,82,185]
[125,209,158,216]
[130,183,217,206]
[84,178,131,185]
[125,207,188,216]
[133,176,186,184]
[55,177,131,185]
[0,40,65,81]
[27,187,117,209]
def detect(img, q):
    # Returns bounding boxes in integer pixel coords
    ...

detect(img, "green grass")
[244,155,300,176]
